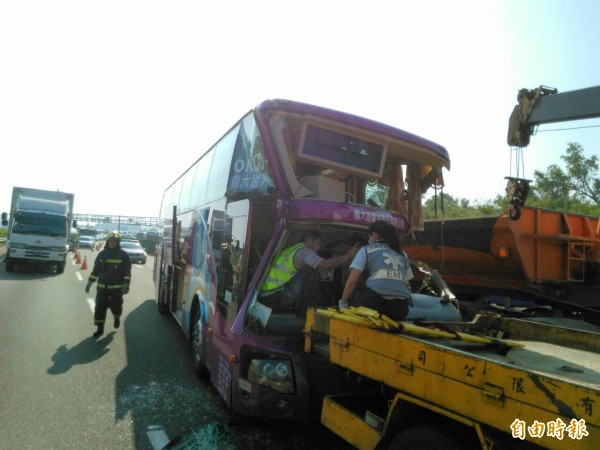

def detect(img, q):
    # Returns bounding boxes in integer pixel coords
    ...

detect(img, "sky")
[1,0,599,218]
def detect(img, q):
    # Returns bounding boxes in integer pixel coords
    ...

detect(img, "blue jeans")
[354,288,409,321]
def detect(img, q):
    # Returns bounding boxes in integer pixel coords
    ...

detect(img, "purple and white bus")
[154,99,456,421]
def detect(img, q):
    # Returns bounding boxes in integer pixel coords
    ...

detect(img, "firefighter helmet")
[106,231,121,241]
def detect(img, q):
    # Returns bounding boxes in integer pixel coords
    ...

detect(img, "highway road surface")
[0,249,349,449]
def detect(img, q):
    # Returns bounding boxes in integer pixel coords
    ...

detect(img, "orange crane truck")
[406,85,600,326]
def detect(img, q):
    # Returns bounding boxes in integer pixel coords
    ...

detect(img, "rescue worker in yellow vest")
[85,231,132,338]
[260,230,359,316]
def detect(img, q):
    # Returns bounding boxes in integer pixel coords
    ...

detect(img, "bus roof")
[257,99,450,169]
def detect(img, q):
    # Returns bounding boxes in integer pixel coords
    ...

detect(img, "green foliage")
[423,143,599,218]
[423,193,508,219]
[0,227,7,238]
[527,143,600,216]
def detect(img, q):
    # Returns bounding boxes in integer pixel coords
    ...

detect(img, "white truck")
[2,187,76,274]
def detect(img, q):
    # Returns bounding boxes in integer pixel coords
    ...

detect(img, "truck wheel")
[388,425,462,450]
[5,257,14,272]
[56,262,65,274]
[191,306,209,379]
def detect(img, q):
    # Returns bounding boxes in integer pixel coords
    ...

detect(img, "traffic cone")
[76,253,81,264]
[81,256,88,270]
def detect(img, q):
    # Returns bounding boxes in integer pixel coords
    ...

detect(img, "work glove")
[85,280,94,293]
[122,283,130,295]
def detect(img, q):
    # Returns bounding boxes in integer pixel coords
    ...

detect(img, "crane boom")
[507,85,600,147]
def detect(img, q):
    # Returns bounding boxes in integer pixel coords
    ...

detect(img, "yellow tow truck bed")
[305,308,600,450]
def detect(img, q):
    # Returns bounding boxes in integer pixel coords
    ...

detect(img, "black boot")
[114,317,120,329]
[93,326,104,338]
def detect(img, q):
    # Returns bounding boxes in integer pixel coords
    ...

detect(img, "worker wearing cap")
[85,231,132,338]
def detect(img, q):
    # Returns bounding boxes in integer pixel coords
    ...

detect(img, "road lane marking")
[86,298,95,313]
[76,272,83,281]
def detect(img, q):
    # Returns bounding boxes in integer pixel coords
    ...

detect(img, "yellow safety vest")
[263,243,306,292]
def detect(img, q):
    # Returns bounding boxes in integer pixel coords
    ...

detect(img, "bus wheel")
[388,425,462,450]
[191,307,209,379]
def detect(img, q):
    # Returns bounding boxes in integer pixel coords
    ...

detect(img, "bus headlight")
[247,359,294,394]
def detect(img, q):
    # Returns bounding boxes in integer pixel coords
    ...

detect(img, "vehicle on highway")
[146,230,159,240]
[77,235,95,249]
[69,227,79,251]
[121,240,147,264]
[155,99,453,422]
[2,186,76,273]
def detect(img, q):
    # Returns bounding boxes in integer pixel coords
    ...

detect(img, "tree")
[422,193,507,219]
[562,143,600,204]
[528,143,600,216]
[420,143,599,219]
[422,143,599,218]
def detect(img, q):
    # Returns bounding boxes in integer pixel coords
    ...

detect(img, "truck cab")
[2,187,75,273]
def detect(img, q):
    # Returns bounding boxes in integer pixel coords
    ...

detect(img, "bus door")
[172,209,195,327]
[205,200,250,404]
[155,207,180,321]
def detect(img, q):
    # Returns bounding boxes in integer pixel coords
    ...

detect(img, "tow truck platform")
[304,308,600,449]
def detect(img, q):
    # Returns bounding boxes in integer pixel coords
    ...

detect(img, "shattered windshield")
[365,182,390,208]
